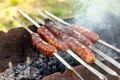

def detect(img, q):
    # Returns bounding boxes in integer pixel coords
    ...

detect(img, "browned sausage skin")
[64,36,95,63]
[37,27,69,51]
[44,19,67,39]
[31,33,57,57]
[63,28,93,46]
[69,24,99,42]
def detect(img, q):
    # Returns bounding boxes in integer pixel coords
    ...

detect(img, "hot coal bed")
[0,13,120,80]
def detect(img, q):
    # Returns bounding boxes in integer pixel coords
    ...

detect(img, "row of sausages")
[31,18,99,64]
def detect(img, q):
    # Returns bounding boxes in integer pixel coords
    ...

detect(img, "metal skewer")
[17,9,108,80]
[13,16,83,80]
[41,10,120,68]
[98,39,120,53]
[44,10,120,54]
[34,16,119,77]
[89,45,120,69]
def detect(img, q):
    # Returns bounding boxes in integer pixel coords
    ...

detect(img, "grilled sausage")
[37,27,69,51]
[45,19,92,46]
[44,19,95,63]
[63,28,93,46]
[69,24,99,42]
[44,19,67,39]
[31,33,57,57]
[64,36,95,63]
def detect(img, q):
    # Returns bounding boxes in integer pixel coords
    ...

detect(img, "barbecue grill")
[0,9,120,80]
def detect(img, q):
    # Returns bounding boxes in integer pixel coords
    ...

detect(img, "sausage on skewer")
[37,27,68,51]
[37,25,95,63]
[69,24,99,42]
[31,33,57,57]
[17,10,109,80]
[34,18,95,63]
[43,18,120,76]
[44,11,120,54]
[13,16,83,80]
[17,8,96,64]
[44,18,120,69]
[62,27,92,46]
[44,19,95,63]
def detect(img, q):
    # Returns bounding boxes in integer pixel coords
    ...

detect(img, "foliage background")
[0,0,73,32]
[0,0,120,32]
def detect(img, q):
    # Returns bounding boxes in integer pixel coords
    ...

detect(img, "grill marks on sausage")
[37,27,68,51]
[31,33,57,57]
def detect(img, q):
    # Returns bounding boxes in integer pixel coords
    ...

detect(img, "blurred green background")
[1,0,120,32]
[0,0,73,32]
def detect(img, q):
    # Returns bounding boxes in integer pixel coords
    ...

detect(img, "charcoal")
[0,26,37,72]
[42,58,120,80]
[0,51,81,80]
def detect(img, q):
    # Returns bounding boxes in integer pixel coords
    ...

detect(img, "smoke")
[70,0,120,58]
[70,0,120,30]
